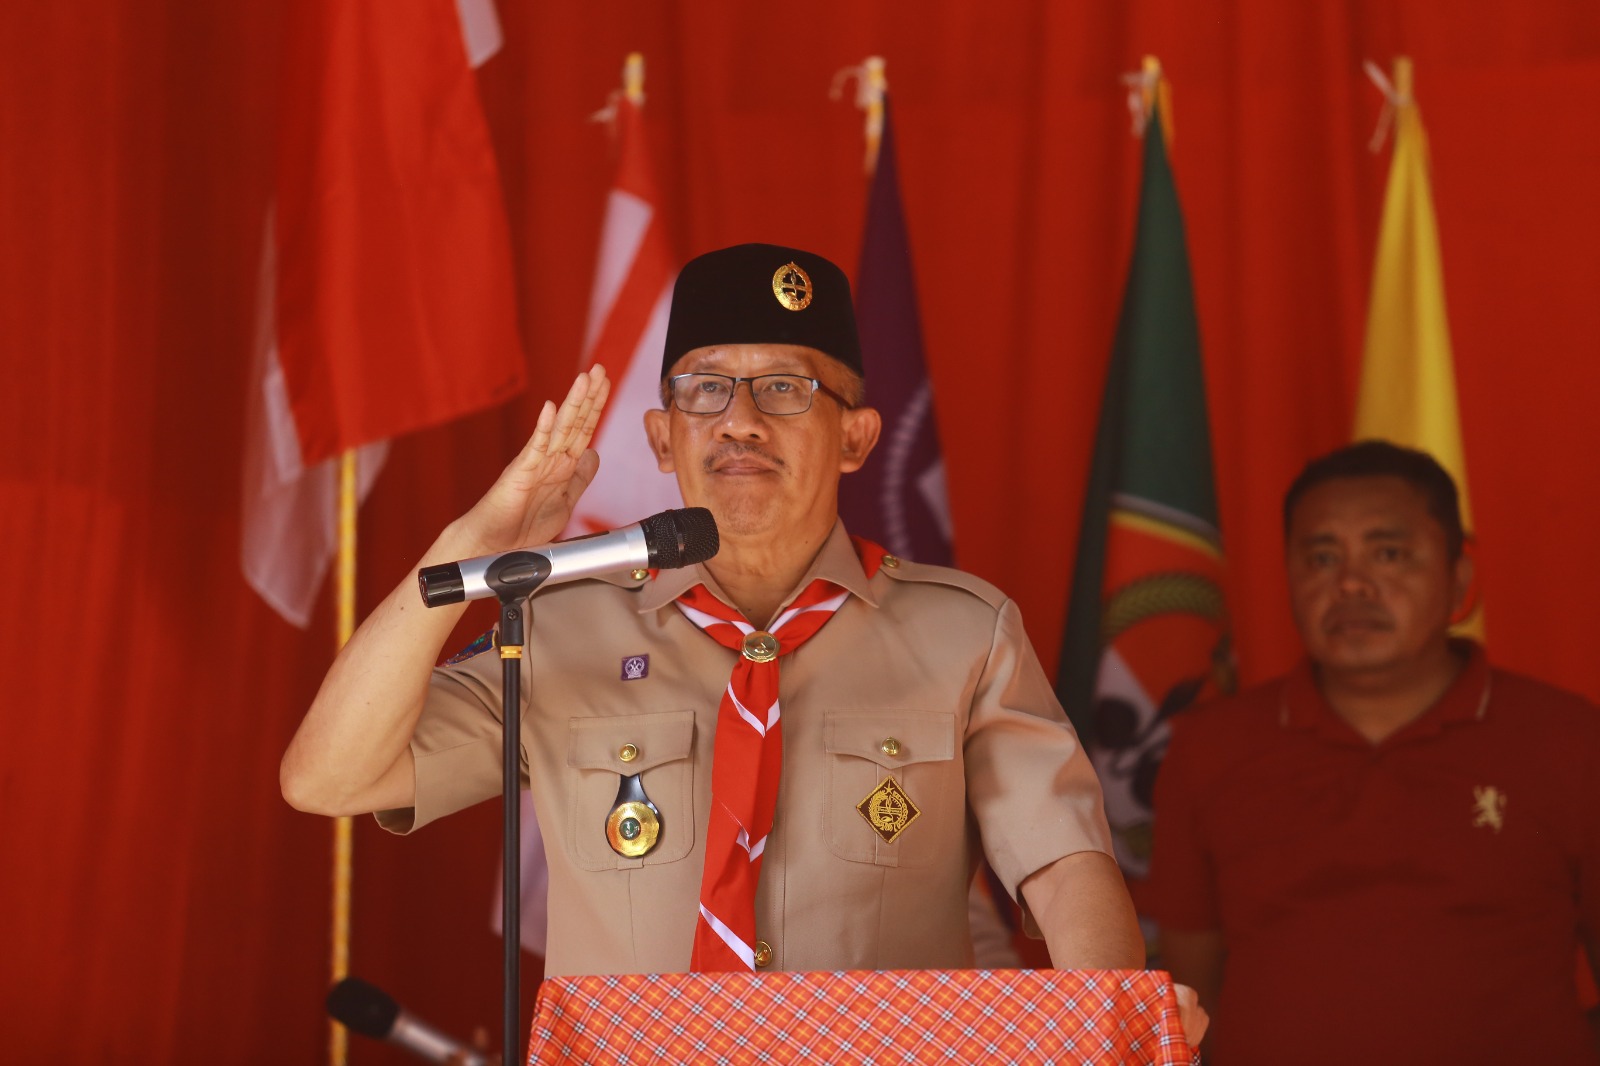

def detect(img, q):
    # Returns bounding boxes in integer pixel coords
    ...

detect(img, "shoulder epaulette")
[877,556,1007,610]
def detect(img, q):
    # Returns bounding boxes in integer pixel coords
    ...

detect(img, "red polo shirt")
[1146,642,1600,1064]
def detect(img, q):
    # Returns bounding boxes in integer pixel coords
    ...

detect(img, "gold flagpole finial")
[863,56,886,174]
[591,53,646,127]
[831,55,888,174]
[1142,55,1162,115]
[1363,55,1415,153]
[1392,55,1414,104]
[1122,55,1174,145]
[623,52,645,106]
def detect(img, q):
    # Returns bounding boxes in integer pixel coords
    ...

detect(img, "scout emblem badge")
[857,775,921,844]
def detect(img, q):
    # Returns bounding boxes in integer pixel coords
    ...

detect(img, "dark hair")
[1282,440,1464,560]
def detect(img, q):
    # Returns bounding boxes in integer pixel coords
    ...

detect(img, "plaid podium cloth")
[526,968,1198,1065]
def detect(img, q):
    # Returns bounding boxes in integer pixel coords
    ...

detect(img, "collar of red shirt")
[632,520,881,618]
[1278,638,1492,746]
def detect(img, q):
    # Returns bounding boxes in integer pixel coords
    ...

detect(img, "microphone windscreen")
[642,507,720,569]
[417,561,466,607]
[326,976,400,1040]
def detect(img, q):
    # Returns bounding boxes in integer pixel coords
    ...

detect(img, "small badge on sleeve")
[444,628,495,665]
[856,776,921,844]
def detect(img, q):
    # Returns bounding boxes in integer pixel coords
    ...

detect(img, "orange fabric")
[527,969,1197,1065]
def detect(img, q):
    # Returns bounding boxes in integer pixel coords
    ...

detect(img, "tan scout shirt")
[378,523,1113,977]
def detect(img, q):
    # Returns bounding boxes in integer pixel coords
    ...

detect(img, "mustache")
[703,443,785,472]
[1322,604,1392,630]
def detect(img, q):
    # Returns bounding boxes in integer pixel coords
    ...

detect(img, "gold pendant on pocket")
[856,775,921,844]
[606,773,662,858]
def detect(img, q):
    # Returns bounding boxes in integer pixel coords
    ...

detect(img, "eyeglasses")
[667,373,854,416]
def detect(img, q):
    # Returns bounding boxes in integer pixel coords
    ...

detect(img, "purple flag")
[839,99,954,565]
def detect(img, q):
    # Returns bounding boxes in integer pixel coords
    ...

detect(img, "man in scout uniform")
[1145,441,1600,1063]
[282,244,1156,986]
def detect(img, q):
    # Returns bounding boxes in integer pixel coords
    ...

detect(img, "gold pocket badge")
[606,773,662,858]
[857,775,921,844]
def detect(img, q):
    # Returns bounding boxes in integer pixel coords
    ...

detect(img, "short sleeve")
[373,646,518,835]
[964,598,1115,918]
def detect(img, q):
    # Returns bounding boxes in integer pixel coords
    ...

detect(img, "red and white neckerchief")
[675,536,887,971]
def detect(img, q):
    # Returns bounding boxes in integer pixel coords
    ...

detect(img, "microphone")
[326,976,487,1065]
[417,506,719,607]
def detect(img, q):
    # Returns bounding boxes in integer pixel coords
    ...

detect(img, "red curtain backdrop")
[3,2,1597,1060]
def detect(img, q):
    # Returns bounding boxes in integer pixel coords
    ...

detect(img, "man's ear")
[1448,545,1477,624]
[838,406,882,474]
[642,407,675,473]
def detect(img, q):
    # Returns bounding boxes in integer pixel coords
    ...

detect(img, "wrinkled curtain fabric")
[3,2,1597,1059]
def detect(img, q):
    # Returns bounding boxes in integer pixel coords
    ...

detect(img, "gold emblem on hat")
[606,800,661,857]
[772,262,813,311]
[856,775,921,844]
[742,631,779,663]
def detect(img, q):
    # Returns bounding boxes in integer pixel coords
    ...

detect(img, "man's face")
[1285,475,1469,681]
[643,344,877,539]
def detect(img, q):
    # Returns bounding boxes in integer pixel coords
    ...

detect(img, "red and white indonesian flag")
[242,0,523,626]
[563,95,683,536]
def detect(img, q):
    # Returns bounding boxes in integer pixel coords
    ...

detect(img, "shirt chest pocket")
[566,710,696,871]
[824,710,960,868]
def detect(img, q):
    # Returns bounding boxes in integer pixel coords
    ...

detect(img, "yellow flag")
[1354,57,1483,639]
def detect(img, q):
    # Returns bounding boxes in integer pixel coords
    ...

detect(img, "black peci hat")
[660,243,863,379]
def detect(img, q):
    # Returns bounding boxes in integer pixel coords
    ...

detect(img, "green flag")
[1057,81,1232,883]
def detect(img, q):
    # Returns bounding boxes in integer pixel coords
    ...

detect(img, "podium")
[527,969,1197,1064]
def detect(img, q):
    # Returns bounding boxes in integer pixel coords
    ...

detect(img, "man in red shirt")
[1146,440,1600,1063]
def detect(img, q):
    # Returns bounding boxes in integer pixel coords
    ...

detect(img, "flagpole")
[1122,55,1175,146]
[624,51,643,105]
[862,57,885,175]
[833,55,886,175]
[330,447,358,1066]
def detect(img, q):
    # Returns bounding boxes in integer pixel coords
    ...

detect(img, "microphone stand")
[413,509,718,1063]
[484,551,553,1066]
